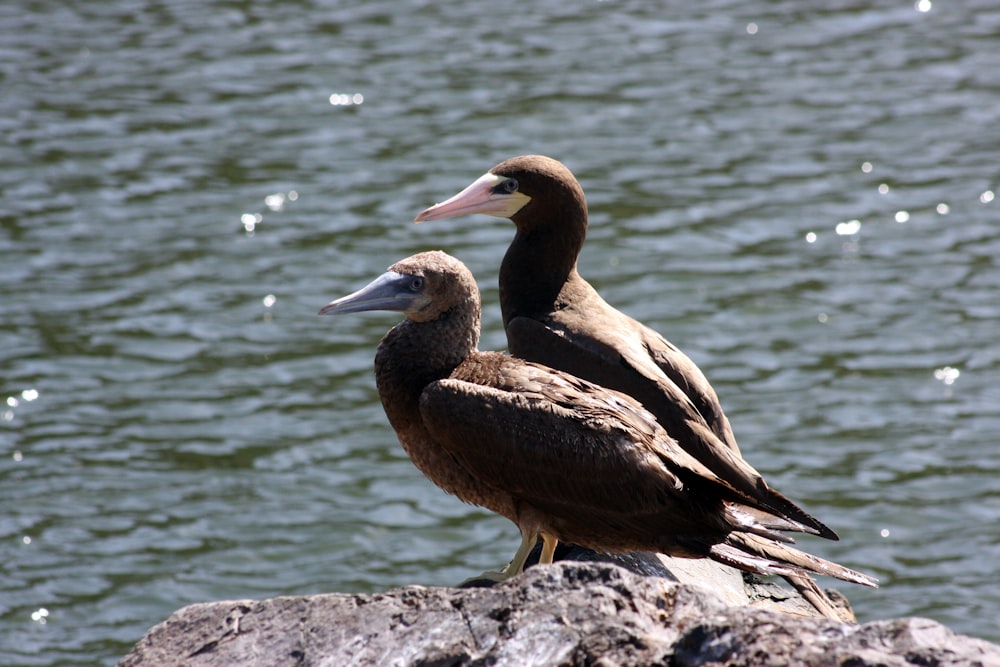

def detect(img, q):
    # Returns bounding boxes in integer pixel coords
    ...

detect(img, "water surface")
[2,1,999,663]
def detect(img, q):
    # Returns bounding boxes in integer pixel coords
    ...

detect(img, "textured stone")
[118,562,999,667]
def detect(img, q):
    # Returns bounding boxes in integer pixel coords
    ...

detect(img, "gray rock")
[118,562,1000,667]
[465,542,847,619]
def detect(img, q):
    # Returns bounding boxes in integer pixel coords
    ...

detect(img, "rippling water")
[3,1,999,663]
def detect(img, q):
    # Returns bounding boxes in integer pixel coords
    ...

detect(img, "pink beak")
[414,172,510,222]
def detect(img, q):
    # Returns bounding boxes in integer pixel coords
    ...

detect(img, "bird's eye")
[502,178,519,194]
[409,277,424,291]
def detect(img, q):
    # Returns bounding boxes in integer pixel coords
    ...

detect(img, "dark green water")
[2,1,999,663]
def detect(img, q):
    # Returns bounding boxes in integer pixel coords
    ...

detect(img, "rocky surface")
[119,562,999,667]
[463,543,849,619]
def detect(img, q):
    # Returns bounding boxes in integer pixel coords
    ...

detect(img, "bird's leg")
[503,531,540,576]
[459,531,537,586]
[538,533,558,564]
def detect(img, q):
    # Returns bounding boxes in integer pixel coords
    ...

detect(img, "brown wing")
[637,323,737,448]
[517,278,737,445]
[417,357,711,520]
[507,313,837,540]
[507,313,761,489]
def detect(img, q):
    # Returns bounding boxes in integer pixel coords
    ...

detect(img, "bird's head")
[319,251,479,324]
[414,155,586,234]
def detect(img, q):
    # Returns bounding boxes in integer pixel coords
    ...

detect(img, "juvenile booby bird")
[414,155,830,539]
[319,251,877,620]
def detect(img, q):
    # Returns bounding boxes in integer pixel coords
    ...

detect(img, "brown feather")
[485,155,836,539]
[322,251,877,622]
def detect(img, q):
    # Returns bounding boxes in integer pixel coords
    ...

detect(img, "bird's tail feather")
[710,532,878,589]
[756,486,840,541]
[781,573,855,623]
[724,503,806,544]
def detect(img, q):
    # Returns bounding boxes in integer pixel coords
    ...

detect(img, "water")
[2,0,999,663]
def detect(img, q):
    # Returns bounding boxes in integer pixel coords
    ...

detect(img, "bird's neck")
[500,216,586,326]
[374,307,479,425]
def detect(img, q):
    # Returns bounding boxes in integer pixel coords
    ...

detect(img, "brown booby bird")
[319,251,877,620]
[414,155,830,539]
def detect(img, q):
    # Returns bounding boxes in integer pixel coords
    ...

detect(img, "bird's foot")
[458,568,514,588]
